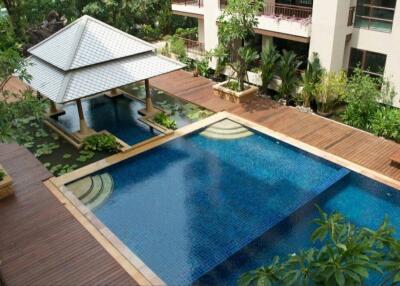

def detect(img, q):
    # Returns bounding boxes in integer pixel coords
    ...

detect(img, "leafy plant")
[315,71,347,115]
[341,69,385,130]
[34,142,60,158]
[50,164,78,176]
[260,45,280,95]
[215,0,264,91]
[154,112,177,130]
[370,107,400,142]
[63,154,72,159]
[0,169,5,181]
[277,50,302,102]
[300,53,324,107]
[76,150,95,163]
[240,207,400,286]
[83,134,118,153]
[169,36,187,61]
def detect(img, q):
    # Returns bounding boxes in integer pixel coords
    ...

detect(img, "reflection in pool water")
[57,95,155,146]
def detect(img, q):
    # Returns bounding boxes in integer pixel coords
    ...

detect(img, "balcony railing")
[263,3,312,19]
[178,37,206,55]
[172,0,203,7]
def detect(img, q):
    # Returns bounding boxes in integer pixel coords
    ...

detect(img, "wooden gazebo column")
[76,98,91,137]
[145,79,154,114]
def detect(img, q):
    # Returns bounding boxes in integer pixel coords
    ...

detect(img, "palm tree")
[277,50,302,102]
[261,45,280,95]
[301,53,324,107]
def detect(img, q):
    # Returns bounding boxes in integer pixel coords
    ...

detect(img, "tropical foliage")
[216,0,264,91]
[277,50,301,102]
[240,207,400,286]
[341,69,399,142]
[315,71,346,114]
[83,134,119,153]
[0,169,5,181]
[260,45,280,95]
[300,53,324,107]
[0,91,48,143]
[154,112,177,130]
[0,18,29,92]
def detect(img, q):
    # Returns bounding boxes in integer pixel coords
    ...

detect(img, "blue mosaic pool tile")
[93,129,350,285]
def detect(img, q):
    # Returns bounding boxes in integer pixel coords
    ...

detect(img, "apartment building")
[171,0,400,107]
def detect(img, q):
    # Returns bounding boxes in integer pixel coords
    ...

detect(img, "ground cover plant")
[0,169,5,181]
[154,112,177,130]
[83,133,119,153]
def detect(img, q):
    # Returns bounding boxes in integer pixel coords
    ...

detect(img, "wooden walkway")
[150,70,400,182]
[0,144,138,286]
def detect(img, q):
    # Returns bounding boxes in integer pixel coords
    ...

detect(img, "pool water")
[56,95,155,146]
[89,123,373,285]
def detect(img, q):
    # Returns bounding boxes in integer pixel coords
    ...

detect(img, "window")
[354,0,397,32]
[348,48,387,77]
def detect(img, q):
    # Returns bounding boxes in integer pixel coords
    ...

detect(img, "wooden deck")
[150,70,400,182]
[0,144,138,286]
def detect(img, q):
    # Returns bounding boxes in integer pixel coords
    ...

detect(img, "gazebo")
[24,15,184,138]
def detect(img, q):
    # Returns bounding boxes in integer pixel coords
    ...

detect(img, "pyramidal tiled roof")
[28,15,155,71]
[24,15,184,103]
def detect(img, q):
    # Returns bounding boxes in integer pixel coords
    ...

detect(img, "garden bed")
[213,81,259,103]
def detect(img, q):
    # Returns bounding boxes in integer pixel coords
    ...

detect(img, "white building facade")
[172,0,400,107]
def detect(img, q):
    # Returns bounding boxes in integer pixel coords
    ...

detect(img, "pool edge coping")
[45,111,400,286]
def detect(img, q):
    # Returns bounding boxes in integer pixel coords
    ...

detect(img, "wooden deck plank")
[0,144,138,286]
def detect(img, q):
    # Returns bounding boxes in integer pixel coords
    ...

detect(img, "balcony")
[172,0,204,18]
[172,0,203,8]
[263,3,312,19]
[178,37,206,58]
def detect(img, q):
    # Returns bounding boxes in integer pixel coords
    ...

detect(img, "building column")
[145,79,154,114]
[76,99,91,136]
[309,0,352,72]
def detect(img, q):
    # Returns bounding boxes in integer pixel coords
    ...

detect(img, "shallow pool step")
[200,119,253,140]
[86,174,114,210]
[67,173,114,210]
[67,176,93,199]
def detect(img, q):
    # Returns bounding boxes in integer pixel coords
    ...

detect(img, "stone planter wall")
[213,81,259,103]
[0,164,13,200]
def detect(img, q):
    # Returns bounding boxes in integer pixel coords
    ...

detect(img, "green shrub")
[261,45,280,95]
[224,80,241,92]
[370,107,400,142]
[315,71,347,114]
[174,27,198,40]
[154,112,177,130]
[341,69,382,129]
[0,169,5,181]
[169,36,187,61]
[83,134,118,153]
[137,24,161,41]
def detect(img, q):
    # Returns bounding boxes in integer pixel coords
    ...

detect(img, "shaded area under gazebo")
[24,15,184,142]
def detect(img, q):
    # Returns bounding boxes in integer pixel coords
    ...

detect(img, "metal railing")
[172,0,203,7]
[178,37,206,55]
[263,3,312,19]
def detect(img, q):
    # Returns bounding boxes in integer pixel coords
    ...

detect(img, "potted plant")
[0,165,13,200]
[315,71,347,117]
[212,0,264,103]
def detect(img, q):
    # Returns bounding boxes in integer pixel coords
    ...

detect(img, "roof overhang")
[24,53,185,104]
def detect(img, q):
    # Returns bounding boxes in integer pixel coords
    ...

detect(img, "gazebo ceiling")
[24,15,184,104]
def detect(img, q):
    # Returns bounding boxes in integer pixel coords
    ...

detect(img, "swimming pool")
[56,95,155,145]
[66,117,400,286]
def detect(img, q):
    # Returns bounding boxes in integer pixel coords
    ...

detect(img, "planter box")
[0,164,14,200]
[213,81,259,104]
